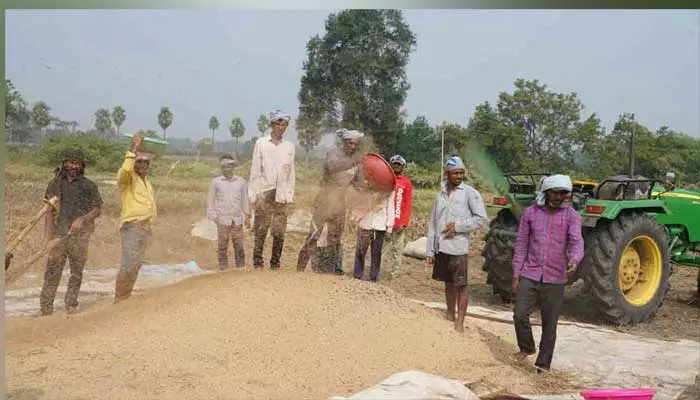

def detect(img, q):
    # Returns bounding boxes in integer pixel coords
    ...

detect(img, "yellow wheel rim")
[618,235,663,306]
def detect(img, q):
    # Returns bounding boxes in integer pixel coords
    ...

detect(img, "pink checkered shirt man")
[511,173,584,374]
[512,204,584,284]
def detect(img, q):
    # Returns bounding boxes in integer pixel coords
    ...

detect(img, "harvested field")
[4,161,698,399]
[5,270,568,400]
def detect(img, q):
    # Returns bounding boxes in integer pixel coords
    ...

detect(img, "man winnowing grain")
[296,128,368,275]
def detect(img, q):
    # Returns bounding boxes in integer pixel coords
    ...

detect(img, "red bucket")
[363,153,396,192]
[580,388,656,400]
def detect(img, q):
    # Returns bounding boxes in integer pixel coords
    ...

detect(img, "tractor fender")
[581,200,669,223]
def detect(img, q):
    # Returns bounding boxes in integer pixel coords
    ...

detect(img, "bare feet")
[534,365,550,374]
[513,351,533,362]
[66,307,79,315]
[446,311,456,322]
[454,321,465,333]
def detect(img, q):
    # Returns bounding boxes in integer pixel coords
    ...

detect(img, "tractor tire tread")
[584,212,671,326]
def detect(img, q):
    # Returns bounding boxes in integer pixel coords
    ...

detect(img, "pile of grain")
[6,270,539,399]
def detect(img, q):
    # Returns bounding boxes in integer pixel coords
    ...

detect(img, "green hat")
[61,148,87,163]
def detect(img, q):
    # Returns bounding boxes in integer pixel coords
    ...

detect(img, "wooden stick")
[6,196,59,254]
[5,237,65,286]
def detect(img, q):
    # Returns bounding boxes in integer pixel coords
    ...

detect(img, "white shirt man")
[248,109,296,269]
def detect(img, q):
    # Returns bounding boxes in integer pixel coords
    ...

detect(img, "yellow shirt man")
[117,151,157,226]
[114,137,157,303]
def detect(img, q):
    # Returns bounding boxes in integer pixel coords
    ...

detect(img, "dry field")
[4,158,699,399]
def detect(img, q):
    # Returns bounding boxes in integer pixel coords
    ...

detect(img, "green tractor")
[483,172,700,325]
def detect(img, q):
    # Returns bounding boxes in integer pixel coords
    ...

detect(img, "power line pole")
[440,125,444,184]
[629,114,636,177]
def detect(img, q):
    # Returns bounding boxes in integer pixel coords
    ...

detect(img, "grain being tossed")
[5,9,699,400]
[296,128,368,274]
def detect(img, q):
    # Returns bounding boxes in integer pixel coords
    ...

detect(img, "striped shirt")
[512,205,584,285]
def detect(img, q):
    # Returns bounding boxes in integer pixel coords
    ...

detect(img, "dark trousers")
[217,223,245,269]
[40,231,91,315]
[353,229,385,281]
[252,190,289,268]
[513,276,566,370]
[297,207,346,274]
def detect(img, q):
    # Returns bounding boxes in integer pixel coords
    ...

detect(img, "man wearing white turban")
[511,174,584,373]
[248,109,296,269]
[296,128,367,274]
[426,156,489,333]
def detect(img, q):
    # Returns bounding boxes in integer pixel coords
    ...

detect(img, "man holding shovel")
[40,148,103,316]
[114,135,157,303]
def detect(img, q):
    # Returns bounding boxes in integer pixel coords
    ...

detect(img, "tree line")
[6,9,699,184]
[391,79,700,184]
[293,10,699,184]
[4,79,259,155]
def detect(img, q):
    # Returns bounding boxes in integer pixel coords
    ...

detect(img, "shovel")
[4,196,59,271]
[5,237,66,285]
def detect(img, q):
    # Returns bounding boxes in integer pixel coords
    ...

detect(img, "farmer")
[352,190,395,282]
[387,154,413,279]
[426,156,489,332]
[39,148,103,316]
[296,128,367,274]
[207,154,251,270]
[114,135,157,303]
[511,174,584,373]
[248,109,296,269]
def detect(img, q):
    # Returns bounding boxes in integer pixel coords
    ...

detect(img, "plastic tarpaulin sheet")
[328,371,480,400]
[4,261,211,316]
[414,301,700,400]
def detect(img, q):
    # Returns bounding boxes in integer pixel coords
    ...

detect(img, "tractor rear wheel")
[483,210,519,303]
[584,212,671,325]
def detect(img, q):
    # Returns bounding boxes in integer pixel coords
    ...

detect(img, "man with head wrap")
[40,148,103,315]
[296,128,367,274]
[207,154,250,270]
[426,156,489,332]
[248,109,296,269]
[511,174,584,373]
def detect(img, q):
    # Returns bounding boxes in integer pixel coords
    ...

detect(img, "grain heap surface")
[6,270,538,400]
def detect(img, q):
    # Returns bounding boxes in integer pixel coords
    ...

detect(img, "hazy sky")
[5,9,699,144]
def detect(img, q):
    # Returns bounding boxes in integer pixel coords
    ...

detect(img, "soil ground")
[4,162,699,399]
